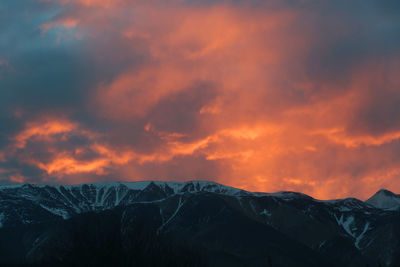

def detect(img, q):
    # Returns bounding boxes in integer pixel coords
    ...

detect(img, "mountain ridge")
[0,180,399,266]
[0,180,397,208]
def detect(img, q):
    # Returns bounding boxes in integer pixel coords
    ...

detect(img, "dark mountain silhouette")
[0,181,399,266]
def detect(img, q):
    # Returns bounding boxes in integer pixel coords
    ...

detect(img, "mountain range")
[0,180,399,266]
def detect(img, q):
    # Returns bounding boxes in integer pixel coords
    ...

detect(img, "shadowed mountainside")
[0,181,399,266]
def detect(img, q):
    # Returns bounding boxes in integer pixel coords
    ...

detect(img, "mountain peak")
[377,188,396,195]
[366,188,400,210]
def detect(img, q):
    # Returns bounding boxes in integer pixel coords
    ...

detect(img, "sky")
[1,0,400,199]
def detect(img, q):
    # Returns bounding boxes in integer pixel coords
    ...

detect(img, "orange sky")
[1,0,400,200]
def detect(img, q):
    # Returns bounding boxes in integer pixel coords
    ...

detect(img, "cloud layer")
[1,0,400,199]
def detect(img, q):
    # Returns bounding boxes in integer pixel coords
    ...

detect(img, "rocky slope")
[0,181,399,266]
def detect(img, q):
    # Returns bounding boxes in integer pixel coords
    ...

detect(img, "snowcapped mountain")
[0,181,247,227]
[366,189,400,210]
[0,181,399,266]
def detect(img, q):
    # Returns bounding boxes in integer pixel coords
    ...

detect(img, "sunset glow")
[1,0,400,199]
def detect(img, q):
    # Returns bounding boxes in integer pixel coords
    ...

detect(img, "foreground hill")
[0,181,399,266]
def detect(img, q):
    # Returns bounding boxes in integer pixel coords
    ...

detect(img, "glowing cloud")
[1,0,400,199]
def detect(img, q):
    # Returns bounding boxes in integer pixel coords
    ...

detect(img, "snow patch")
[335,214,371,250]
[335,214,355,238]
[249,201,257,213]
[355,222,370,249]
[157,196,185,234]
[56,186,80,212]
[260,209,271,217]
[40,204,70,219]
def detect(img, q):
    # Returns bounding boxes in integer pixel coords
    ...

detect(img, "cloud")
[1,117,134,182]
[0,0,400,199]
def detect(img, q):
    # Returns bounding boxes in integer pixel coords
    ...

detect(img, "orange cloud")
[7,0,400,200]
[92,4,302,121]
[40,17,79,33]
[10,174,26,184]
[13,118,78,149]
[311,128,400,148]
[28,144,135,177]
[47,0,126,7]
[8,117,136,180]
